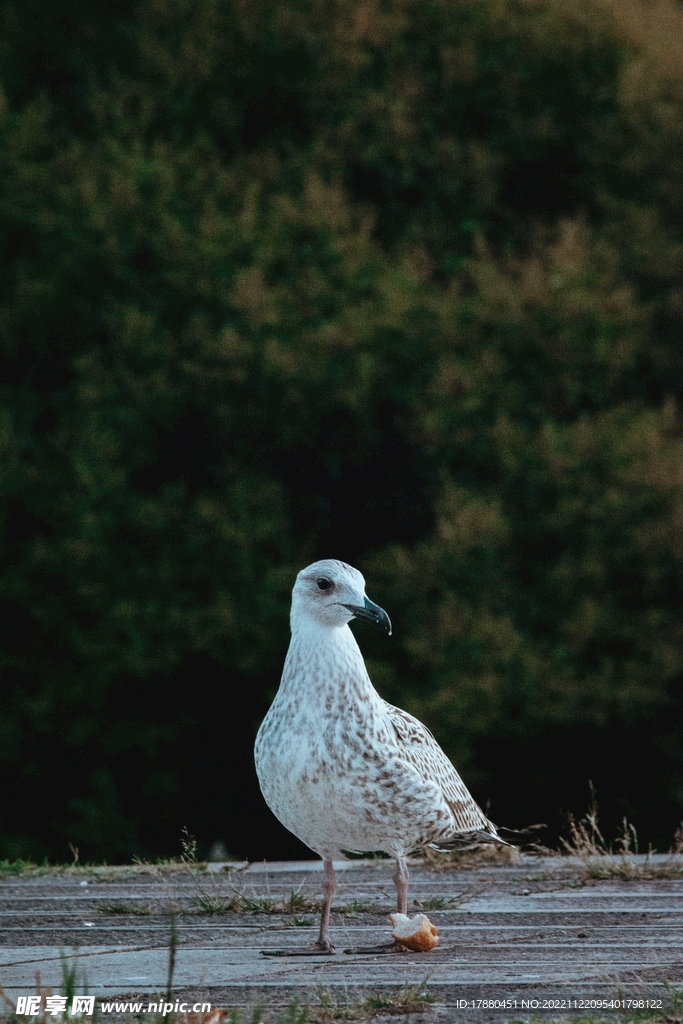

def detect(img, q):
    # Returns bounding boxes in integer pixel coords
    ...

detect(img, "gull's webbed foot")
[261,940,335,957]
[343,940,409,955]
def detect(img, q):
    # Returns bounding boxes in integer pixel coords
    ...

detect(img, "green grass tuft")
[98,900,152,915]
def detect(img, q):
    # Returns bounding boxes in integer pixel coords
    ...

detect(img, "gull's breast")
[254,699,411,856]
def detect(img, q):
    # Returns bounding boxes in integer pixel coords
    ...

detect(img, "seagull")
[254,559,515,955]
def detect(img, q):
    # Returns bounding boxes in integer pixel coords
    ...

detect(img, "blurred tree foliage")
[2,0,683,860]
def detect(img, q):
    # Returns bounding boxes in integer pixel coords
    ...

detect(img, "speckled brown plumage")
[254,560,508,956]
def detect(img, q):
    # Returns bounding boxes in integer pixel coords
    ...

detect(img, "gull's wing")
[383,701,505,845]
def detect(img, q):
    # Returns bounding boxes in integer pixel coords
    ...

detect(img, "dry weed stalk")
[560,783,607,858]
[562,785,683,880]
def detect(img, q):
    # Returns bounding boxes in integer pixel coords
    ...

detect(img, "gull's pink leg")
[394,856,409,915]
[261,858,336,956]
[317,857,336,949]
[343,855,410,954]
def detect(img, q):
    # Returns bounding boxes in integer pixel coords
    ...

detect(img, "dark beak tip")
[343,598,392,636]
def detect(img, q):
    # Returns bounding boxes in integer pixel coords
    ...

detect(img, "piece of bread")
[389,912,439,951]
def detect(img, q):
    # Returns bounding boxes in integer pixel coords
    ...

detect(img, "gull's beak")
[342,596,392,636]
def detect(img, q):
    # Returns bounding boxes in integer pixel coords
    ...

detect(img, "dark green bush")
[1,0,683,859]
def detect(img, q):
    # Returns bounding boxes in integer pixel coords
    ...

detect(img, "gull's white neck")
[275,616,380,711]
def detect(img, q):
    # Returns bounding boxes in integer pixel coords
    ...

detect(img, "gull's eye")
[317,577,333,591]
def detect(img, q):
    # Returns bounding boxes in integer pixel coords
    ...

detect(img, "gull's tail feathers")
[430,823,531,851]
[495,826,535,845]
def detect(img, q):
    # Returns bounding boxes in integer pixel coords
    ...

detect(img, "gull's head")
[291,559,392,635]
